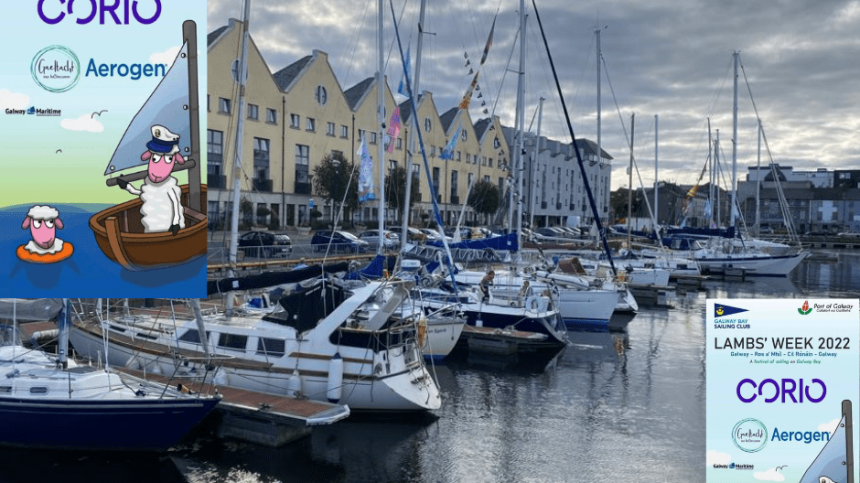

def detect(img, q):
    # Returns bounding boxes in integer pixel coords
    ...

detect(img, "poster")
[0,1,207,297]
[707,299,859,482]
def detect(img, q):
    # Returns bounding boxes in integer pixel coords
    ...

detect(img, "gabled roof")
[473,118,493,141]
[207,25,229,47]
[273,56,313,92]
[439,107,459,132]
[398,99,413,124]
[576,138,613,161]
[343,77,375,111]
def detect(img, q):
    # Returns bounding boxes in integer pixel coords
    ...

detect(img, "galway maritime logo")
[798,300,813,315]
[715,304,749,318]
[31,45,81,93]
[732,418,768,453]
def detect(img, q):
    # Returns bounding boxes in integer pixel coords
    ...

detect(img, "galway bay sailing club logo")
[31,45,81,92]
[798,300,813,315]
[715,304,749,318]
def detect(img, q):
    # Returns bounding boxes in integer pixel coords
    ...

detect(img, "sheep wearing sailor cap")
[117,124,186,235]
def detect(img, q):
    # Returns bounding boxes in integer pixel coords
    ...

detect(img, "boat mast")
[755,119,761,235]
[627,113,634,248]
[226,0,252,315]
[514,0,526,242]
[376,0,386,255]
[183,21,202,212]
[57,299,70,369]
[708,118,713,228]
[715,129,720,228]
[399,0,427,246]
[654,114,658,225]
[529,97,544,232]
[731,50,739,228]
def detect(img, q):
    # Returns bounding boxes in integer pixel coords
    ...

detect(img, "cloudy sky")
[208,0,860,191]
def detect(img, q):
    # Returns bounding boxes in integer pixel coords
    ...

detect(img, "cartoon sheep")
[17,205,74,263]
[117,124,186,235]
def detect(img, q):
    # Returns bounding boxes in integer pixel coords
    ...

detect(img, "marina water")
[24,251,860,483]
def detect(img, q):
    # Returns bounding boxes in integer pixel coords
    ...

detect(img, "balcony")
[556,203,562,210]
[541,201,547,209]
[294,182,311,195]
[569,204,575,211]
[253,178,273,192]
[451,195,460,205]
[207,174,226,189]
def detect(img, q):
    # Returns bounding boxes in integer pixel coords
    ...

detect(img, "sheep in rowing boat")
[116,124,185,235]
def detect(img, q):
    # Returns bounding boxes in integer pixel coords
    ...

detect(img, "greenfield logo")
[798,300,813,315]
[732,418,768,453]
[31,46,81,93]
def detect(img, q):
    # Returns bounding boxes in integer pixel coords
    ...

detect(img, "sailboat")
[0,299,219,451]
[798,400,854,483]
[89,21,207,271]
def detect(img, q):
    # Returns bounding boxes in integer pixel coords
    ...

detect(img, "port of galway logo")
[715,304,749,318]
[798,300,813,315]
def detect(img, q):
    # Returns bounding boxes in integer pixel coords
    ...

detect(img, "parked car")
[405,227,427,243]
[311,230,370,253]
[837,232,860,238]
[420,228,453,243]
[238,231,292,258]
[444,226,472,241]
[358,229,400,249]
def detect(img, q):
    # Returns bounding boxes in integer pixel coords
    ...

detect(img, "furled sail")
[104,42,191,175]
[799,400,854,483]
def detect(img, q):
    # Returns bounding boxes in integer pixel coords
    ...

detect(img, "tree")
[467,180,500,222]
[609,187,642,223]
[312,152,358,223]
[385,165,420,223]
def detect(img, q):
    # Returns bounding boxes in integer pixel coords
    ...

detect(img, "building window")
[266,108,277,124]
[253,138,270,188]
[341,125,349,139]
[248,104,258,120]
[290,114,300,129]
[488,158,493,168]
[451,170,458,200]
[326,122,335,136]
[494,137,500,149]
[306,118,316,132]
[430,145,436,157]
[396,138,402,150]
[219,97,231,114]
[424,118,432,132]
[369,132,377,144]
[389,160,397,173]
[295,144,310,193]
[456,151,461,161]
[207,129,223,187]
[207,95,210,111]
[468,172,474,189]
[315,85,327,105]
[432,167,440,195]
[461,130,467,141]
[358,129,366,141]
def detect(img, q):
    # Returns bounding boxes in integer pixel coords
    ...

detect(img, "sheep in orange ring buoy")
[17,205,74,263]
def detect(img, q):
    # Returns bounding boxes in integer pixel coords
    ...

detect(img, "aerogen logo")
[732,418,768,453]
[798,300,813,315]
[31,45,81,93]
[715,304,749,318]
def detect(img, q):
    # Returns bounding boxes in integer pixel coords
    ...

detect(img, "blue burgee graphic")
[714,304,748,318]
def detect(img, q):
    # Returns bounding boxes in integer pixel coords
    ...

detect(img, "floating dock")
[119,368,350,447]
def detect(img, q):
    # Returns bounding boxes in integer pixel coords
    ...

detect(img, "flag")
[357,134,375,202]
[458,71,480,110]
[480,16,496,66]
[440,119,462,160]
[704,199,712,218]
[385,107,401,153]
[397,44,411,97]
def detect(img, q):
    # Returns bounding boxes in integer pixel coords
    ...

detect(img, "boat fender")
[327,353,344,403]
[213,368,229,385]
[525,295,540,311]
[417,319,428,347]
[288,369,302,397]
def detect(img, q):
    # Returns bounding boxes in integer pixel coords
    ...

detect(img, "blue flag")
[440,119,462,160]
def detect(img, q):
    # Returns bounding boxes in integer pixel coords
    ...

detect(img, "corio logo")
[732,418,768,453]
[31,45,81,93]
